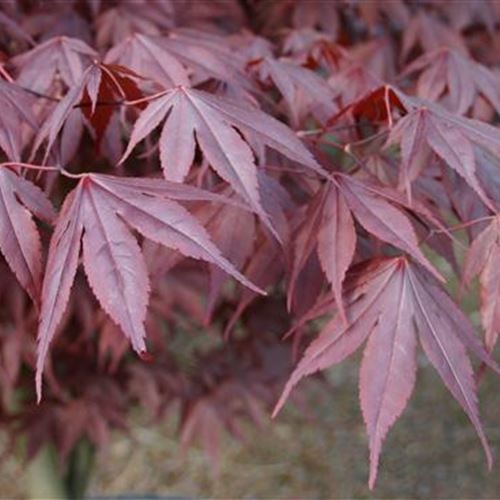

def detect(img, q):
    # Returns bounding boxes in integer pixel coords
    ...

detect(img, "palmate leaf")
[36,174,263,400]
[0,80,38,161]
[95,1,174,48]
[338,175,443,281]
[289,176,442,321]
[401,10,468,62]
[259,56,337,126]
[317,183,356,322]
[159,29,252,91]
[32,63,144,162]
[464,216,500,351]
[105,33,190,88]
[0,168,55,304]
[386,95,500,209]
[401,48,500,115]
[274,257,499,488]
[105,29,251,91]
[12,36,96,93]
[120,86,324,224]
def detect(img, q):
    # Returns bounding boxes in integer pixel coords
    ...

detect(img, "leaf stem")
[123,89,169,106]
[60,168,86,179]
[17,85,60,102]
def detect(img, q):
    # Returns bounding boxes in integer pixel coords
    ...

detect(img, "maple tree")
[0,0,499,495]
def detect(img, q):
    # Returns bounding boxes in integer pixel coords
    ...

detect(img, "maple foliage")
[0,0,499,493]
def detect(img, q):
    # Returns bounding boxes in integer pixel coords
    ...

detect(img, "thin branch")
[17,85,60,102]
[14,83,167,108]
[296,122,383,138]
[428,216,495,235]
[348,129,388,148]
[0,64,14,83]
[0,162,60,173]
[0,162,88,180]
[312,134,366,171]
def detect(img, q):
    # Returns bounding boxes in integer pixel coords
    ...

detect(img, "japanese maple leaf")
[288,183,352,320]
[316,183,356,320]
[435,0,498,32]
[0,80,38,161]
[337,175,443,280]
[385,97,500,209]
[33,63,144,161]
[355,0,409,31]
[463,215,500,351]
[476,147,500,207]
[0,167,55,304]
[329,85,406,130]
[273,0,342,37]
[400,10,468,62]
[106,30,250,92]
[161,28,253,90]
[95,1,175,48]
[11,36,96,93]
[104,34,190,88]
[259,57,337,127]
[401,48,500,115]
[120,86,323,224]
[289,176,443,322]
[274,257,499,489]
[36,174,263,400]
[327,63,382,109]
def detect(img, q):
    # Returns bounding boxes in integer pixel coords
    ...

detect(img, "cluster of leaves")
[0,0,500,489]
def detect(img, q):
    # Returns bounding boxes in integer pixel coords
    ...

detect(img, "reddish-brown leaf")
[0,80,38,161]
[0,168,54,303]
[464,216,500,350]
[338,176,442,281]
[317,183,355,322]
[386,100,500,209]
[274,257,498,488]
[401,48,500,115]
[36,175,263,399]
[12,36,96,93]
[120,86,324,226]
